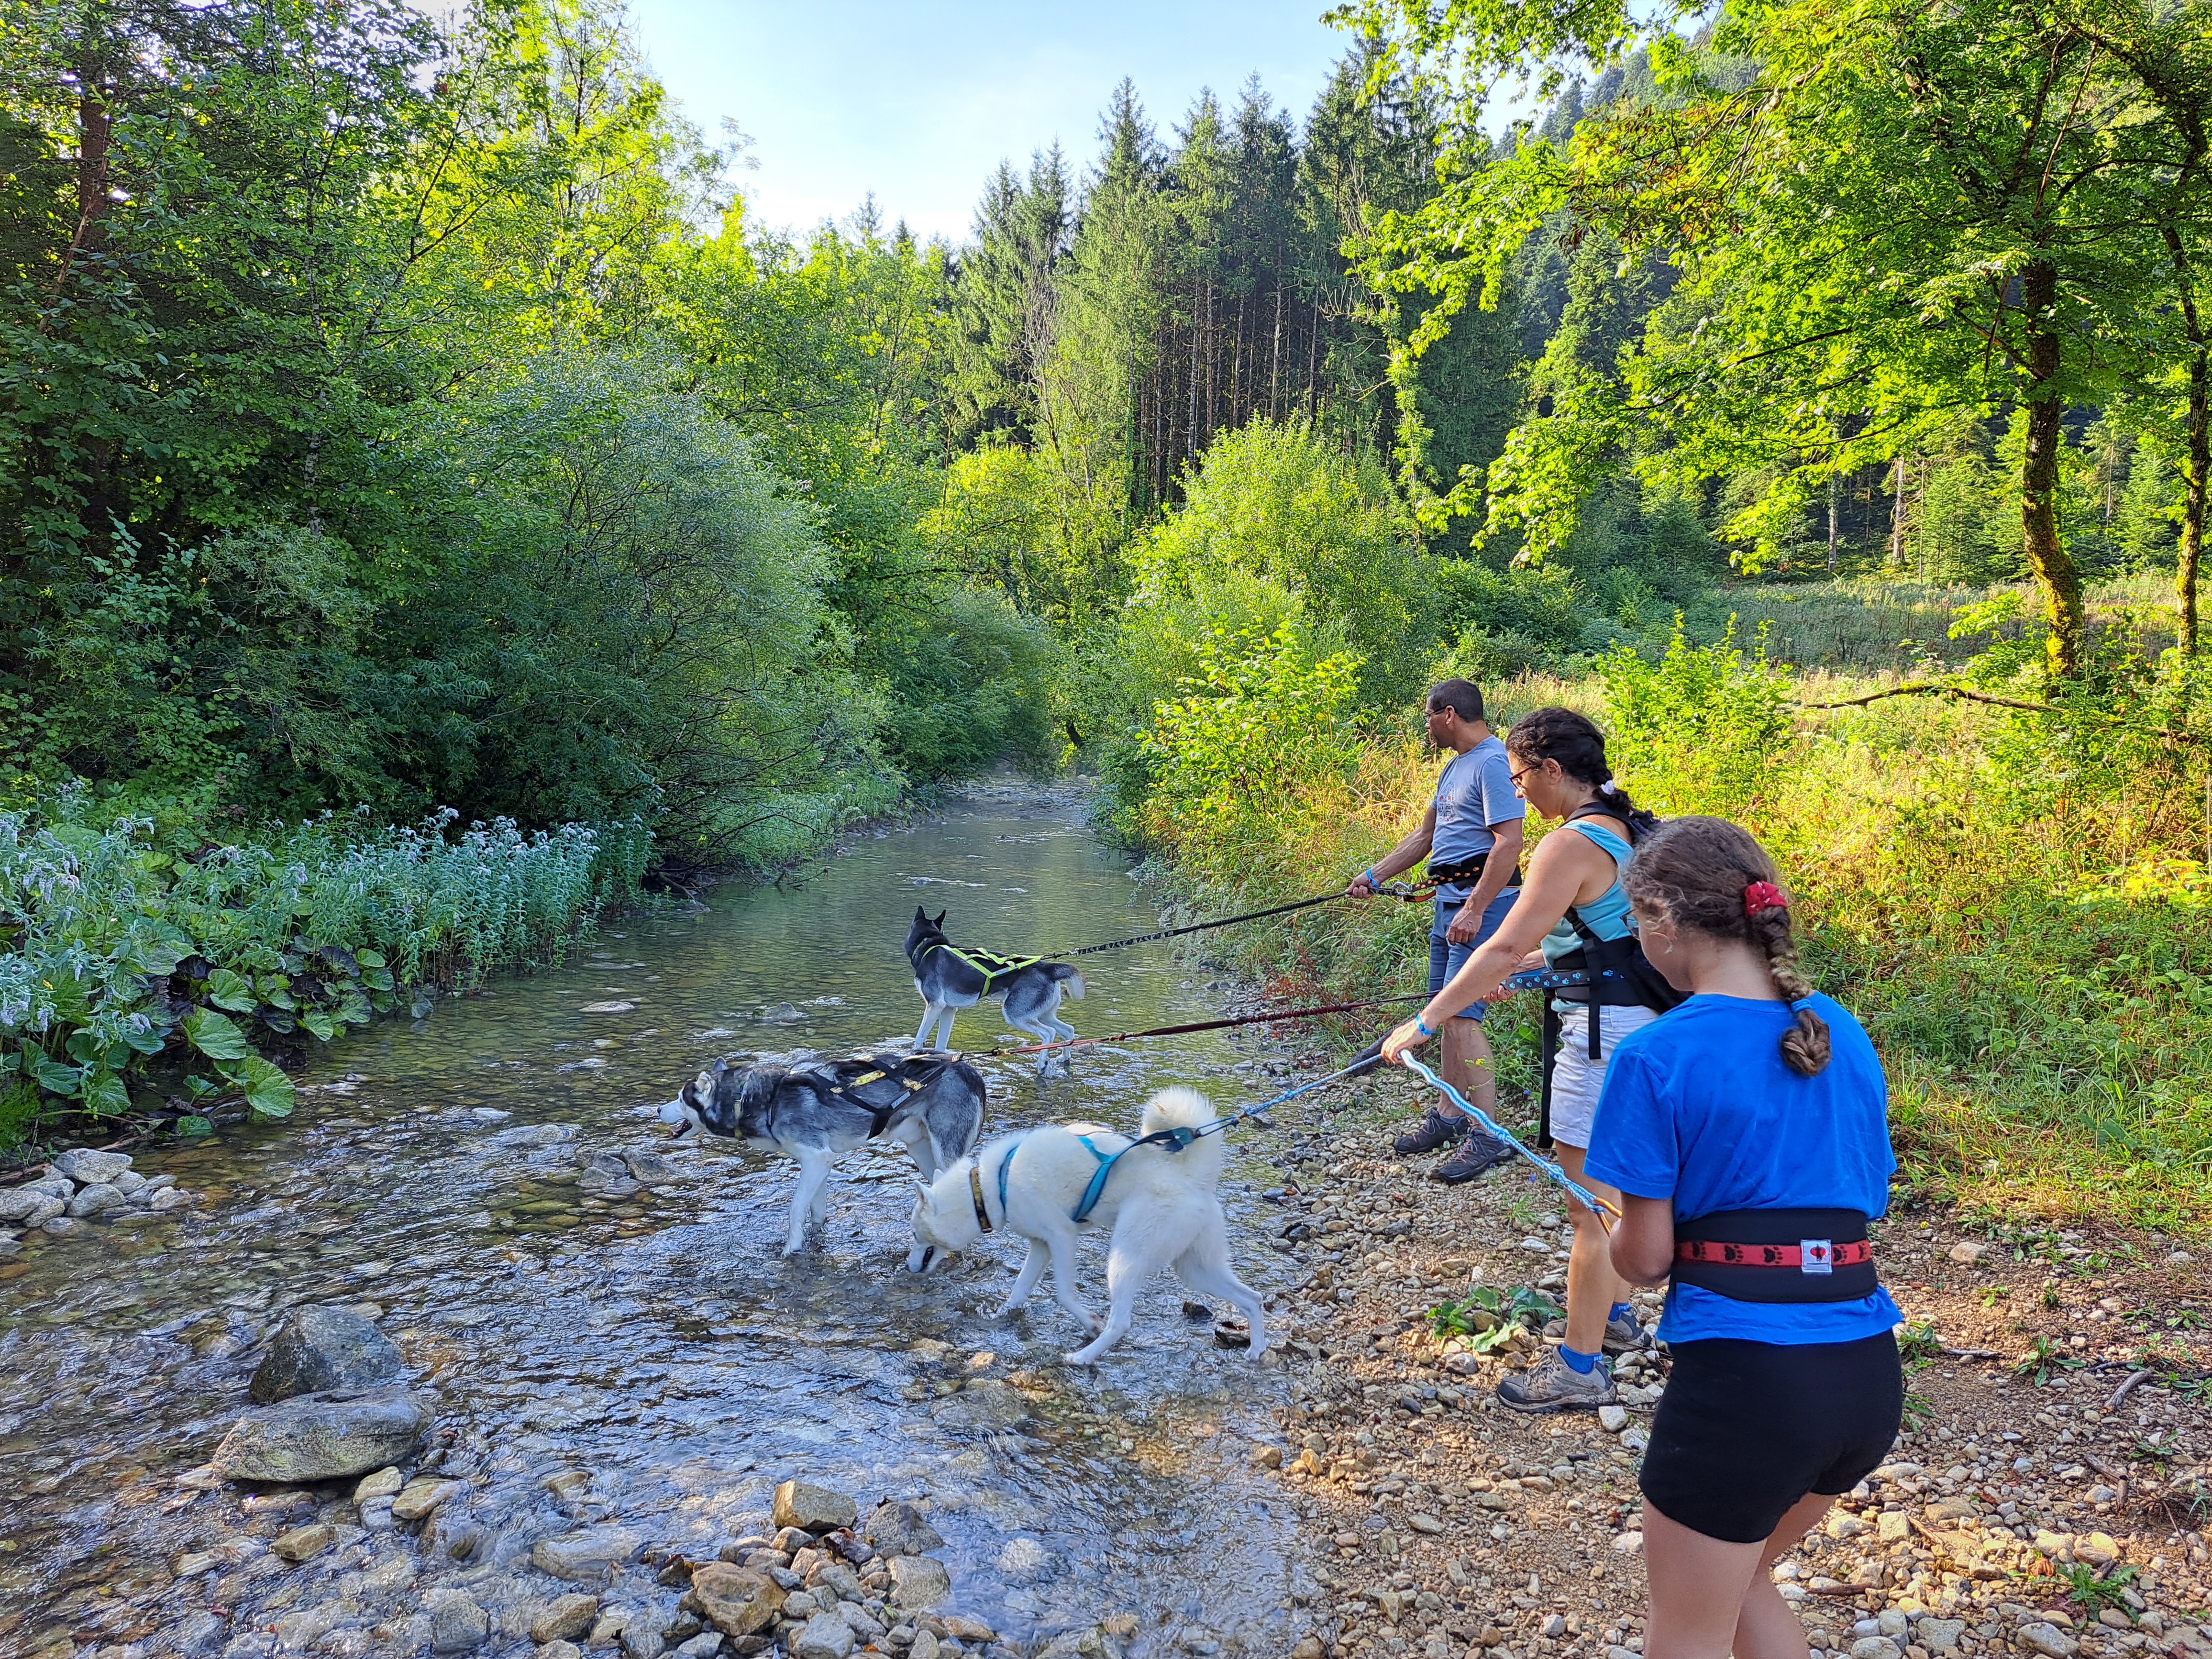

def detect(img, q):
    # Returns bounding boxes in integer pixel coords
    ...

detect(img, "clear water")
[0,794,1315,1656]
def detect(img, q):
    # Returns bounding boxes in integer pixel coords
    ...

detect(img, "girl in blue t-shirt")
[1586,816,1902,1659]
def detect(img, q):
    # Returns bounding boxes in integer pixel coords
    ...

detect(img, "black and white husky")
[663,1051,986,1256]
[904,1086,1268,1365]
[904,907,1085,1074]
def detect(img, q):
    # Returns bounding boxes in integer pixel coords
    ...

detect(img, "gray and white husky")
[904,907,1085,1074]
[663,1051,985,1256]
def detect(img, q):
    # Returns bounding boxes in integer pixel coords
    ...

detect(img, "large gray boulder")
[210,1391,428,1483]
[55,1147,133,1184]
[250,1305,404,1403]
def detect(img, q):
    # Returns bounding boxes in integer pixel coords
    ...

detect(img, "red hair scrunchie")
[1743,880,1788,918]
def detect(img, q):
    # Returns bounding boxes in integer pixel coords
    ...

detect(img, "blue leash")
[1066,1053,1380,1223]
[1394,1052,1619,1225]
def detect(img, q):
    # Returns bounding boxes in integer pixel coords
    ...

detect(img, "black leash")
[1044,881,1433,960]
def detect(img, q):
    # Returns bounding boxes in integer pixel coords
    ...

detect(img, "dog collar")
[969,1163,994,1234]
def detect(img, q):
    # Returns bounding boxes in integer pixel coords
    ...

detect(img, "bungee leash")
[1000,992,1427,1057]
[1394,1051,1620,1229]
[1064,1050,1387,1222]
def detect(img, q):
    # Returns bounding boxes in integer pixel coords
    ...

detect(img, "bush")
[1134,623,1363,871]
[1597,619,1793,814]
[0,787,646,1152]
[878,585,1062,783]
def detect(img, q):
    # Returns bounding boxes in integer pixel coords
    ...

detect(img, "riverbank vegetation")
[8,0,2212,1217]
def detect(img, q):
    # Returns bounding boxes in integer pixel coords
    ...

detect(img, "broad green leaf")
[299,1010,339,1042]
[82,1069,129,1117]
[232,1055,295,1120]
[31,1053,81,1097]
[184,1007,255,1062]
[206,968,258,1012]
[355,950,387,970]
[176,1115,215,1138]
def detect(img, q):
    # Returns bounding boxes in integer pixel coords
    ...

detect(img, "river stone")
[1918,1620,1966,1652]
[1850,1641,1900,1659]
[0,1185,60,1222]
[2019,1625,2080,1659]
[392,1476,463,1522]
[55,1147,133,1183]
[210,1390,428,1483]
[531,1594,601,1643]
[272,1522,339,1563]
[864,1502,945,1558]
[888,1555,952,1609]
[531,1525,646,1582]
[66,1182,123,1218]
[426,1587,490,1653]
[250,1305,405,1403]
[794,1612,856,1659]
[354,1466,403,1502]
[774,1480,858,1533]
[684,1563,788,1636]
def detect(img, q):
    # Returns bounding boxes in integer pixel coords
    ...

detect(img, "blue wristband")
[1415,1016,1436,1038]
[1360,868,1378,887]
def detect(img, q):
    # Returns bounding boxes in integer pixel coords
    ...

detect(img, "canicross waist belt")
[1670,1207,1877,1305]
[1427,852,1524,889]
[1675,1239,1873,1269]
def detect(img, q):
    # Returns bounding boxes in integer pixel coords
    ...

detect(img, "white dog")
[904,1086,1268,1365]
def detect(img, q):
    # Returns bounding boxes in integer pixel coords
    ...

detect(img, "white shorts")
[1547,1003,1661,1150]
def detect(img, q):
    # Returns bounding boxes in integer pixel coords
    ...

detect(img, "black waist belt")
[1428,852,1524,889]
[1670,1208,1877,1304]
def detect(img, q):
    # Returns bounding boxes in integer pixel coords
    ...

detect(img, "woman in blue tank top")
[1383,708,1679,1413]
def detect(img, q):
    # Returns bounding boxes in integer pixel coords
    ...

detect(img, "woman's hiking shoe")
[1603,1310,1654,1353]
[1393,1108,1469,1157]
[1430,1131,1515,1184]
[1496,1350,1617,1413]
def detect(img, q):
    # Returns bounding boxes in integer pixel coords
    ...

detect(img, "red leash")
[1001,993,1423,1056]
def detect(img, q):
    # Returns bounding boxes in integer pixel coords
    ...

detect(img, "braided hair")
[1621,816,1831,1076]
[1504,707,1660,841]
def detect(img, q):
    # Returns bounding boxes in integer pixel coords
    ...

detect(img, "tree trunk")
[1827,474,1840,573]
[1889,455,1907,568]
[2168,228,2209,660]
[1270,285,1283,420]
[2019,262,2084,680]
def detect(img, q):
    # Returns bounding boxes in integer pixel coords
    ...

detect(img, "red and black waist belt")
[1671,1207,1878,1305]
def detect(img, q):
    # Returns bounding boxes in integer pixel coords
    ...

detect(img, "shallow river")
[0,788,1323,1659]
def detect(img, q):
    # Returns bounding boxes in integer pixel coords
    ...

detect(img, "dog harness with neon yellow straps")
[927,942,1042,984]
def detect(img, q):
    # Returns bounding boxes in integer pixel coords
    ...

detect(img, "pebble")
[354,1467,403,1502]
[271,1523,337,1563]
[531,1526,646,1581]
[249,1305,405,1403]
[1612,1531,1643,1554]
[1598,1405,1629,1432]
[2018,1625,2081,1658]
[391,1476,463,1523]
[794,1612,857,1659]
[531,1594,600,1643]
[1851,1640,1901,1659]
[425,1588,489,1653]
[1918,1622,1965,1653]
[889,1555,952,1609]
[775,1480,859,1532]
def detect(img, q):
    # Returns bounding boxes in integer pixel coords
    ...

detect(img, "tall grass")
[0,791,651,1150]
[1133,637,2212,1232]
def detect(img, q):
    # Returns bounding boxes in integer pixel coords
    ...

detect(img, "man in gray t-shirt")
[1348,678,1524,1183]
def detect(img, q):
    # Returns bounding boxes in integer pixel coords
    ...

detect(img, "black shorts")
[1639,1332,1903,1544]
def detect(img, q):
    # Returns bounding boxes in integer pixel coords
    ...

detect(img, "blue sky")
[624,0,1359,243]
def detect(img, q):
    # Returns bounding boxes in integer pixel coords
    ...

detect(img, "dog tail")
[1139,1086,1227,1183]
[1050,964,1086,1000]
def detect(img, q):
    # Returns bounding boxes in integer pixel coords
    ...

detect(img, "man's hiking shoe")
[1393,1107,1469,1157]
[1496,1350,1616,1414]
[1603,1310,1654,1354]
[1430,1132,1515,1184]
